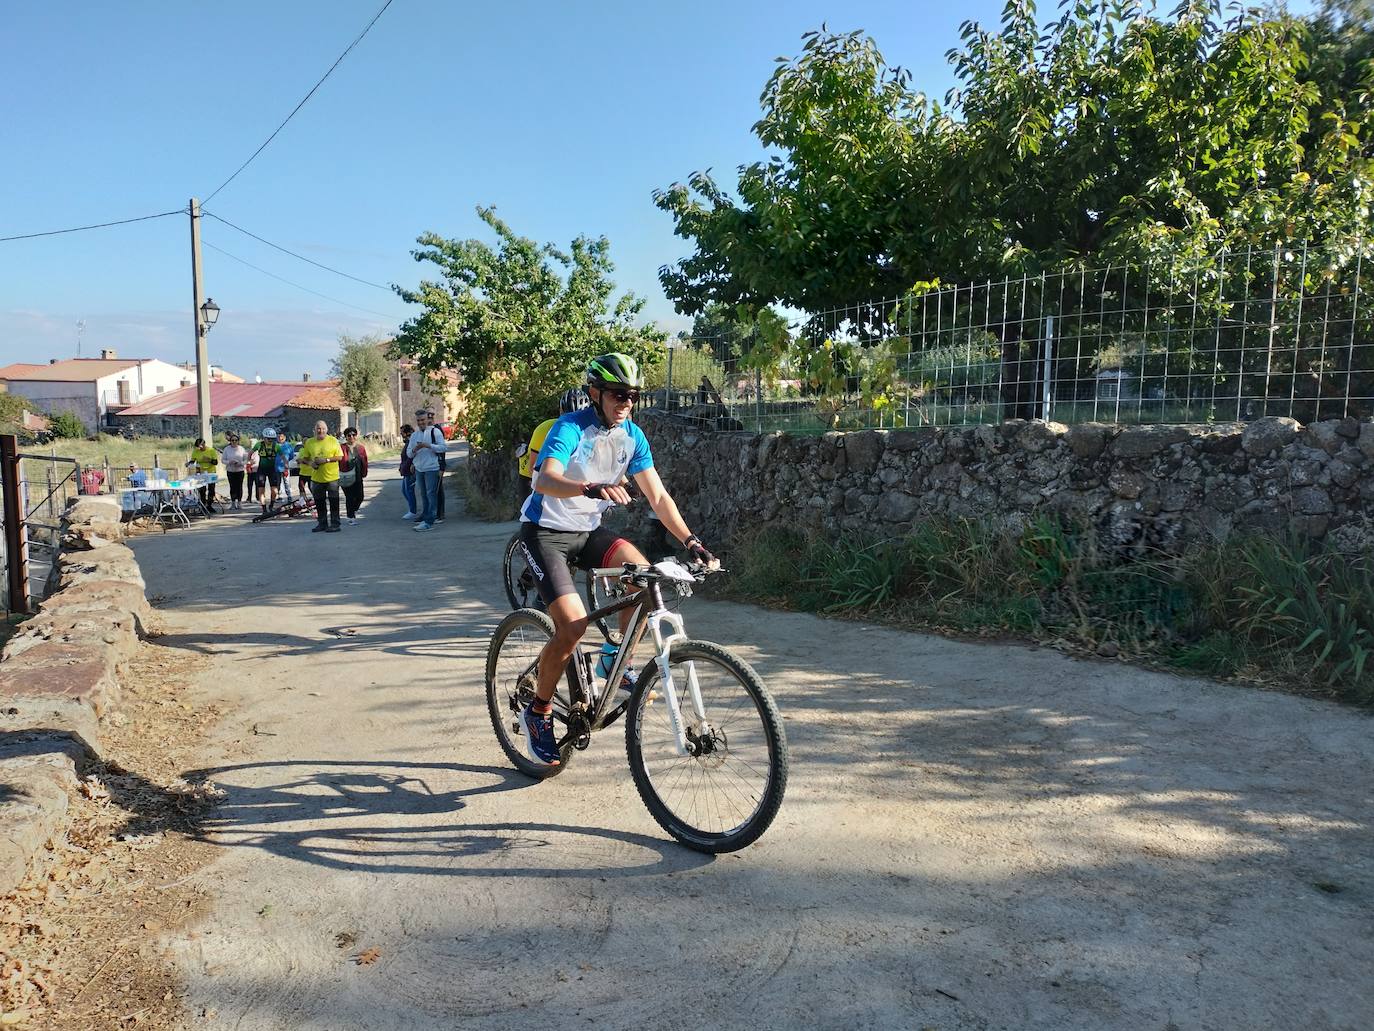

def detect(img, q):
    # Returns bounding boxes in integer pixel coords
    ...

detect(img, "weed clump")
[723,516,1373,705]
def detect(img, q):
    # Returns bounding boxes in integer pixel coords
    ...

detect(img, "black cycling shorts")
[518,522,629,605]
[255,467,281,488]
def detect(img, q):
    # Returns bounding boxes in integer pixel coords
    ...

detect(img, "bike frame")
[554,566,709,757]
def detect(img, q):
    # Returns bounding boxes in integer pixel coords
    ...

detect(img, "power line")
[203,240,402,321]
[0,208,183,243]
[203,0,397,203]
[203,210,392,290]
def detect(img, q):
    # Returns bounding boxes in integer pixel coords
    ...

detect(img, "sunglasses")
[603,388,640,405]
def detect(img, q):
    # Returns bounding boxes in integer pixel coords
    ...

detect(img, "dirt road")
[129,458,1374,1030]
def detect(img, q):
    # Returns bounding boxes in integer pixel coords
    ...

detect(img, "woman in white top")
[221,432,250,511]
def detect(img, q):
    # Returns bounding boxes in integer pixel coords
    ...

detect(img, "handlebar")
[590,559,721,585]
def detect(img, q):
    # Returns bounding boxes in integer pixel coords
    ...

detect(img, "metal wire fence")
[656,240,1374,433]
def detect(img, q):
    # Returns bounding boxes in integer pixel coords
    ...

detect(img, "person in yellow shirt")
[515,388,589,510]
[188,437,220,513]
[298,421,343,533]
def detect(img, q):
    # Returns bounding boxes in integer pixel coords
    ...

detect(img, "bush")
[721,517,1374,704]
[642,344,728,393]
[48,409,87,439]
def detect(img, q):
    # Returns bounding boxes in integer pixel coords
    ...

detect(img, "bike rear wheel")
[625,640,787,853]
[485,609,575,778]
[583,569,616,642]
[503,531,613,637]
[502,532,542,611]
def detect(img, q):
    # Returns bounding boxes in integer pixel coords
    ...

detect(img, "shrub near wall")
[638,412,1374,557]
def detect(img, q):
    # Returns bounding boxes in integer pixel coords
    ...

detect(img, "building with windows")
[396,359,462,430]
[0,352,192,432]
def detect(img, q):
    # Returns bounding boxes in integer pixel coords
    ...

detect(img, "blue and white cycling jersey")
[520,408,653,532]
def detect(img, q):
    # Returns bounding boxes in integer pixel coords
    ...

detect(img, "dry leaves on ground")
[0,640,231,1031]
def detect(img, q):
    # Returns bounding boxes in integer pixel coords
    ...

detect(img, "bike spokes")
[626,642,787,853]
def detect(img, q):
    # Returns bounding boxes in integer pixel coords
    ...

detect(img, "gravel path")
[129,458,1374,1030]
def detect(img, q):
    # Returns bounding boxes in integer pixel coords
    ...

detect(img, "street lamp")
[200,297,220,332]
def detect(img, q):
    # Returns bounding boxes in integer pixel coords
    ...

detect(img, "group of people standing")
[183,424,369,530]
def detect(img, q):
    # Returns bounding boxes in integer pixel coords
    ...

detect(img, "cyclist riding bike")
[518,352,715,767]
[516,387,591,509]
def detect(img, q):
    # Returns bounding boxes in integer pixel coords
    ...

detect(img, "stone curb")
[0,494,149,895]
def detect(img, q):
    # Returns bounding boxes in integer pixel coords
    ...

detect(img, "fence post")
[1042,315,1055,421]
[104,456,112,494]
[665,343,674,412]
[1,434,29,615]
[754,367,764,431]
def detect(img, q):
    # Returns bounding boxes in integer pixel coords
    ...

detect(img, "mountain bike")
[250,493,316,524]
[501,530,614,638]
[485,559,788,853]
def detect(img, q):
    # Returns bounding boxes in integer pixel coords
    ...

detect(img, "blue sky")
[2,0,1013,380]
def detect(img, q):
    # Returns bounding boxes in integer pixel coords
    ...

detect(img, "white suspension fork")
[647,610,707,755]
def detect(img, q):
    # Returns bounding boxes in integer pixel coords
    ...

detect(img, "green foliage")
[642,343,728,393]
[48,409,86,439]
[655,6,1374,316]
[723,517,1374,704]
[0,393,32,434]
[331,334,392,416]
[1226,534,1374,696]
[391,206,664,451]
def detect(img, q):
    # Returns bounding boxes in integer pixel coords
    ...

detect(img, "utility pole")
[189,198,212,443]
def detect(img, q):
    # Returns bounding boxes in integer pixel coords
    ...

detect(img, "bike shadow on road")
[180,758,711,879]
[151,620,495,663]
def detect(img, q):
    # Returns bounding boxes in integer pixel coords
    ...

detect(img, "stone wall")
[635,412,1374,555]
[469,448,521,517]
[0,495,152,893]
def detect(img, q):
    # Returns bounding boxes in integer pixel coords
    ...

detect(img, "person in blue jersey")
[516,352,716,768]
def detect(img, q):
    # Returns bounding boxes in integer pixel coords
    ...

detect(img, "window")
[401,377,412,392]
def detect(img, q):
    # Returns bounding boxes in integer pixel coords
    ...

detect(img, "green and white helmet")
[586,352,643,390]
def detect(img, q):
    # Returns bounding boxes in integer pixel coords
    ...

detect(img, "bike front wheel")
[485,609,575,778]
[625,640,787,853]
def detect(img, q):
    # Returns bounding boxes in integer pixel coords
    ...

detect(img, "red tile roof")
[1,358,144,381]
[284,382,343,410]
[113,382,311,419]
[0,363,48,380]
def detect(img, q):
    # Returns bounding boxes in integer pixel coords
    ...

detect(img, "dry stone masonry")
[637,412,1374,556]
[0,494,152,894]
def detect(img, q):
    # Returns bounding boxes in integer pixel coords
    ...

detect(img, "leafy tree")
[48,409,86,439]
[0,393,32,435]
[656,3,1374,419]
[331,334,392,418]
[391,207,664,450]
[655,3,1374,315]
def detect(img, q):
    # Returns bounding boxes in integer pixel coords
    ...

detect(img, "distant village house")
[0,351,192,433]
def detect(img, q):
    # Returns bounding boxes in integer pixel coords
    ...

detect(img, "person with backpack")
[430,409,447,523]
[404,409,447,531]
[398,423,417,520]
[340,427,369,524]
